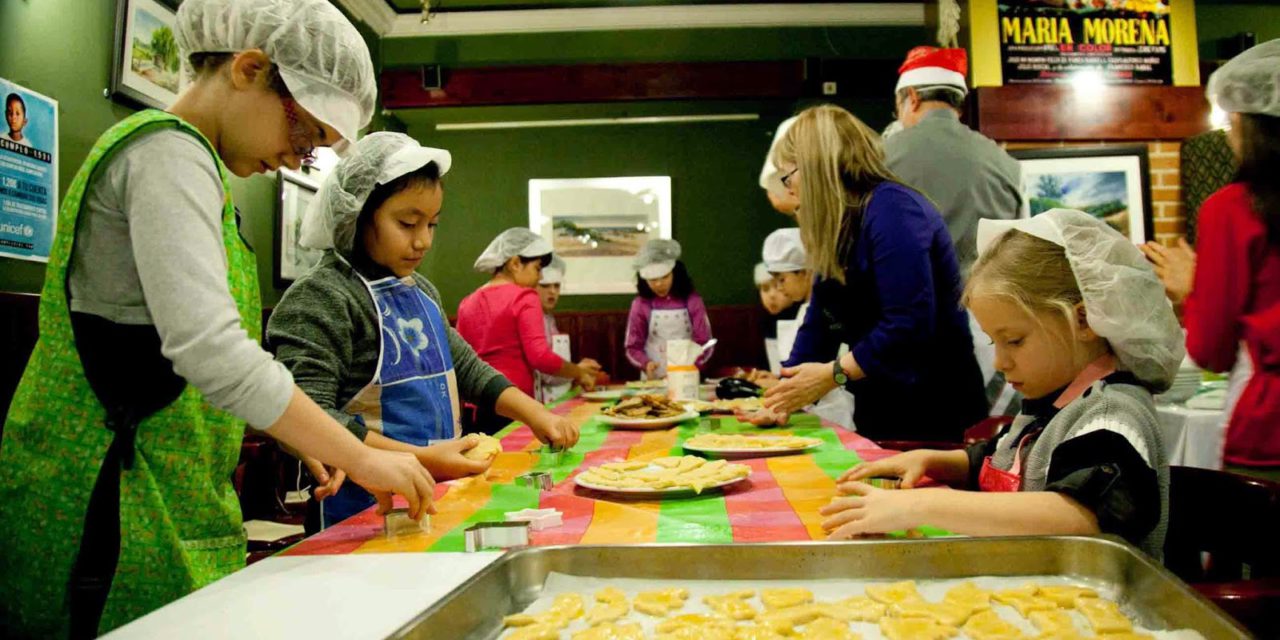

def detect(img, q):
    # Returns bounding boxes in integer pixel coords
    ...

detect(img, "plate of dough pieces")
[682,433,823,458]
[574,456,751,497]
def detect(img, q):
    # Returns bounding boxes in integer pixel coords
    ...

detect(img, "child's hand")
[529,413,580,450]
[644,361,660,378]
[739,406,789,426]
[346,447,438,520]
[301,455,347,500]
[838,450,937,489]
[819,481,925,539]
[416,436,492,481]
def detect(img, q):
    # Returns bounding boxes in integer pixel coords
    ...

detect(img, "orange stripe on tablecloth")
[767,453,839,540]
[576,427,678,545]
[351,449,536,553]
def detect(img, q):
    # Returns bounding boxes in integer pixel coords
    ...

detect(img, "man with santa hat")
[885,46,1022,414]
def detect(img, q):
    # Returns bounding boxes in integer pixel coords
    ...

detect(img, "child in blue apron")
[624,239,714,378]
[821,210,1184,559]
[268,132,581,527]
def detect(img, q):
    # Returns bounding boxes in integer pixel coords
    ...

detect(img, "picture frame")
[275,169,323,288]
[528,176,673,295]
[110,0,185,110]
[1010,145,1153,245]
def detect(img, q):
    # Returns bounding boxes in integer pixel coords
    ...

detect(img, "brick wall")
[1001,141,1186,247]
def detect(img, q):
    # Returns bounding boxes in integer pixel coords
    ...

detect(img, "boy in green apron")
[0,1,434,636]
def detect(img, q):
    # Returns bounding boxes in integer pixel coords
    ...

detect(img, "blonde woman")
[756,105,987,441]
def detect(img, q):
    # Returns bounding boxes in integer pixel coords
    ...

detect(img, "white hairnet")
[300,132,451,253]
[759,116,799,197]
[1207,38,1280,117]
[763,228,806,273]
[540,256,567,285]
[175,0,377,149]
[634,238,681,280]
[976,209,1185,391]
[753,262,773,287]
[475,228,554,273]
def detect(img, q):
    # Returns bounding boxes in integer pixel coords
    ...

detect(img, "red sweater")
[456,283,566,398]
[1184,183,1280,467]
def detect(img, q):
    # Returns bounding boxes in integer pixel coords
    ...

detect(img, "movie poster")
[998,0,1174,84]
[0,78,58,262]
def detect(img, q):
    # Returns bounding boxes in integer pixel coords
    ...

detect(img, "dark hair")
[494,253,552,275]
[187,52,291,96]
[5,93,25,113]
[354,161,442,249]
[1236,113,1280,245]
[897,86,965,110]
[636,260,696,299]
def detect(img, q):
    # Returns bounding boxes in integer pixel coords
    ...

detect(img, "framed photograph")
[1010,145,1153,245]
[528,176,673,295]
[275,169,323,288]
[110,0,185,110]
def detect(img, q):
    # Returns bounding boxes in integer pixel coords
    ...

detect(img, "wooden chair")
[1165,465,1280,636]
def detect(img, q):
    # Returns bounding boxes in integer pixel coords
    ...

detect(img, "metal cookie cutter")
[867,476,903,490]
[383,507,430,539]
[539,444,566,466]
[516,470,555,491]
[464,521,530,552]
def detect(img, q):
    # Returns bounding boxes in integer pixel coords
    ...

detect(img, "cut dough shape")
[705,593,759,620]
[991,587,1055,617]
[506,624,561,640]
[503,613,540,627]
[761,587,814,610]
[1076,597,1133,634]
[733,624,790,640]
[634,588,689,617]
[1036,585,1099,608]
[463,434,502,460]
[799,616,861,640]
[1028,609,1077,635]
[942,581,992,612]
[596,587,627,604]
[961,610,1025,640]
[550,593,585,620]
[866,581,924,606]
[585,601,629,626]
[879,616,958,640]
[757,605,825,635]
[831,596,887,622]
[572,622,644,640]
[1097,633,1155,640]
[890,599,974,627]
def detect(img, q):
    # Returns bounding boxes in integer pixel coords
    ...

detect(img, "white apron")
[777,301,857,430]
[645,307,693,378]
[535,315,573,403]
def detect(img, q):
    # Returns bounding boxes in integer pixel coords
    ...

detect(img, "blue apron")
[321,270,460,527]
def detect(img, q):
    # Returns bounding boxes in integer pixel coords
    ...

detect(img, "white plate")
[596,410,700,430]
[573,466,750,497]
[683,437,823,458]
[582,389,627,401]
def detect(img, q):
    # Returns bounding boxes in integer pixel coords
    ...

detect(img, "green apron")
[0,110,260,637]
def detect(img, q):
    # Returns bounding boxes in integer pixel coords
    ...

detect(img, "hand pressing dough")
[761,587,814,610]
[463,434,502,460]
[1076,597,1133,634]
[866,581,924,606]
[961,610,1025,640]
[878,616,958,640]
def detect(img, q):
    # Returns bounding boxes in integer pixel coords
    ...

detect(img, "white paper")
[242,519,304,543]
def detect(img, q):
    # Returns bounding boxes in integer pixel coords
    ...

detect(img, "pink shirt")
[456,283,566,397]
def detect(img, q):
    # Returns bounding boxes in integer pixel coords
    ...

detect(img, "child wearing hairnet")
[822,210,1183,559]
[755,262,799,374]
[533,256,595,402]
[0,1,436,635]
[457,229,602,432]
[269,133,581,527]
[626,238,714,378]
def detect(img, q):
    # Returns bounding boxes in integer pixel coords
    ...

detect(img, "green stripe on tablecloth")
[427,482,541,552]
[651,418,734,543]
[532,418,613,484]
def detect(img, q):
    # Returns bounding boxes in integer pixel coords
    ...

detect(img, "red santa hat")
[895,46,969,95]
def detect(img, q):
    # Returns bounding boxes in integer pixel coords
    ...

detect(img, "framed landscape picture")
[528,176,673,295]
[275,169,323,288]
[111,0,185,110]
[1010,145,1153,244]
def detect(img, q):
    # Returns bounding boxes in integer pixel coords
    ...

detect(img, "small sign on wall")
[0,78,58,263]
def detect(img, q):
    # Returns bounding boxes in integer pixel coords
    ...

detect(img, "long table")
[282,396,942,556]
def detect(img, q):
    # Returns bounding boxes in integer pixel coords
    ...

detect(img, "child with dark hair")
[3,93,30,147]
[625,238,713,378]
[269,133,581,526]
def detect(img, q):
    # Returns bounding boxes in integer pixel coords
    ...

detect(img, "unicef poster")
[0,78,58,262]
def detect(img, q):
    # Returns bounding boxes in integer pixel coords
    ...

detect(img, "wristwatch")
[832,358,849,386]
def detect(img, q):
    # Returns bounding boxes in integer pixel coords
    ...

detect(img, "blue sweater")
[784,182,987,440]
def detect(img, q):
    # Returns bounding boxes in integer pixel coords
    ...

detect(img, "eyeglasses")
[780,168,799,189]
[281,98,318,164]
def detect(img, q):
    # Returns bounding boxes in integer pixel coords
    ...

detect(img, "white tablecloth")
[1156,403,1227,470]
[102,552,501,640]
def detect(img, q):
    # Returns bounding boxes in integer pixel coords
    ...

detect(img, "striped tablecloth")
[282,397,938,556]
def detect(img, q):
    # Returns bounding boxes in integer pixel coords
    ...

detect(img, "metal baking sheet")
[390,536,1250,639]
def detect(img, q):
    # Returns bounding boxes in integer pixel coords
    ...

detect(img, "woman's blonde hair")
[770,105,899,284]
[963,230,1086,343]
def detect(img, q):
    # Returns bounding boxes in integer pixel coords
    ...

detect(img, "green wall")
[1194,3,1280,61]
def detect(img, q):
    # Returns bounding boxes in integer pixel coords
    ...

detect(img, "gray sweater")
[267,252,513,441]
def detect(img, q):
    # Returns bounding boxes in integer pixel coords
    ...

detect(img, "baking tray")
[390,536,1250,639]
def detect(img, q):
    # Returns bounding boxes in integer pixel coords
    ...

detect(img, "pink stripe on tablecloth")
[832,426,878,451]
[723,457,811,542]
[530,428,645,546]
